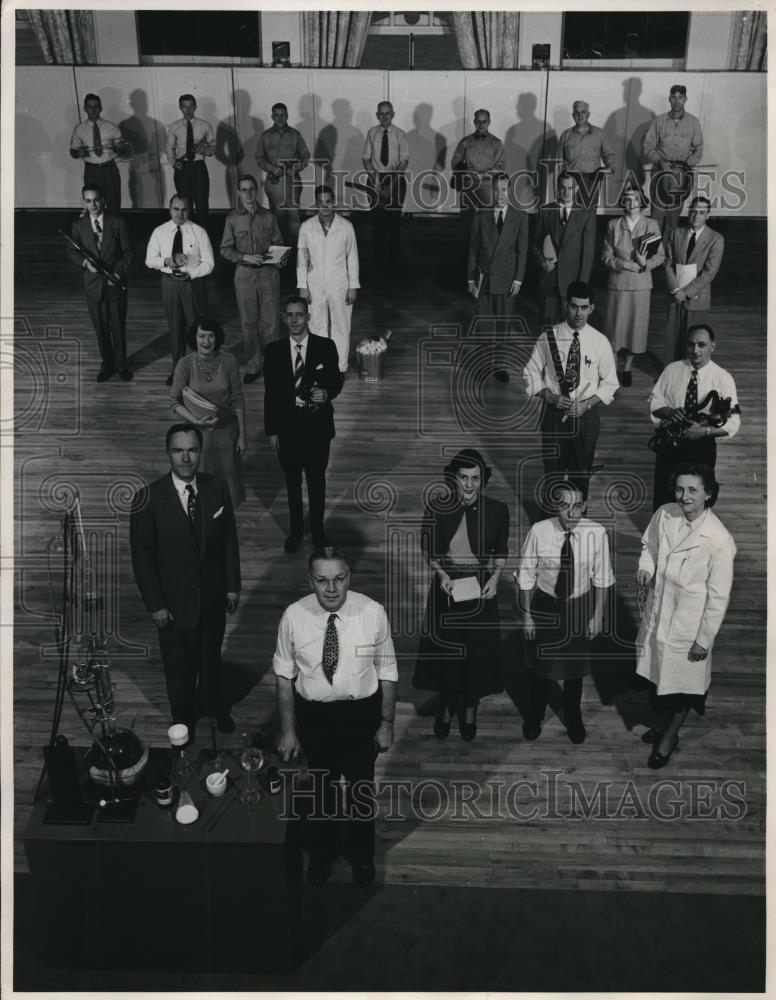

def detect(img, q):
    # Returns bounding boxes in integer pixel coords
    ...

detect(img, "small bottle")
[154,774,174,808]
[266,766,281,795]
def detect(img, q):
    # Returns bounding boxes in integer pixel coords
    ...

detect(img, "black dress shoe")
[307,860,332,886]
[641,727,658,744]
[352,862,376,887]
[494,370,510,383]
[165,373,174,386]
[647,738,679,770]
[433,713,451,740]
[96,367,113,382]
[216,713,236,734]
[243,370,262,384]
[119,368,134,381]
[567,721,587,744]
[522,722,541,741]
[460,721,477,742]
[284,534,302,554]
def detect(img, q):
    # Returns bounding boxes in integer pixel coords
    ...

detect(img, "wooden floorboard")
[12,210,766,893]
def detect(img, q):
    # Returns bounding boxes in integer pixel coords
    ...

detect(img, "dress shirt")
[648,360,740,439]
[643,111,703,167]
[70,118,123,164]
[493,207,507,227]
[557,202,574,221]
[289,333,309,367]
[255,125,310,174]
[220,205,282,262]
[166,116,214,163]
[90,213,105,239]
[523,322,619,405]
[363,124,409,173]
[518,517,614,599]
[145,220,214,280]
[170,472,198,514]
[273,590,399,702]
[558,124,615,174]
[450,132,505,175]
[297,214,360,290]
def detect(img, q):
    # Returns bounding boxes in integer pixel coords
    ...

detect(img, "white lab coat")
[636,504,736,695]
[296,214,360,372]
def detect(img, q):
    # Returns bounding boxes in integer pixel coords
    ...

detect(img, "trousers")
[160,275,207,370]
[234,265,280,373]
[307,284,352,372]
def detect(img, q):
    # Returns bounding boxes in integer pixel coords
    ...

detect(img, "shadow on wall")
[602,78,655,186]
[119,88,166,208]
[503,93,558,210]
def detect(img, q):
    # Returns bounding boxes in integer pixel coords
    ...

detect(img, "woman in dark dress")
[413,449,508,741]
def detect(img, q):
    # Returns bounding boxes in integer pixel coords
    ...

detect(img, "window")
[137,12,261,61]
[562,12,690,62]
[361,10,459,70]
[369,11,452,35]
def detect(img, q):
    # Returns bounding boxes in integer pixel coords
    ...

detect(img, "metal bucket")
[358,350,386,382]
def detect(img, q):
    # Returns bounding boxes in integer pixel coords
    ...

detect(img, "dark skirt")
[655,691,707,718]
[525,588,593,681]
[413,566,503,702]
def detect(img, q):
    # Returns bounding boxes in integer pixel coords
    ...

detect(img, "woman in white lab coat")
[635,463,736,769]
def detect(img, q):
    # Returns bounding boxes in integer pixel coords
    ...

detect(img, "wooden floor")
[12,210,766,893]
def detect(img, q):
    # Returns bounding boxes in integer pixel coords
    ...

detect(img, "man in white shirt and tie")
[523,281,619,502]
[146,195,214,384]
[69,93,129,216]
[297,185,360,374]
[362,101,409,271]
[274,546,398,887]
[166,94,215,225]
[517,484,614,743]
[648,324,740,509]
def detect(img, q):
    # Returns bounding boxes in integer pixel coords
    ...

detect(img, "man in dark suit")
[130,424,241,736]
[663,195,724,364]
[467,172,529,382]
[264,296,343,553]
[67,185,133,381]
[532,173,596,325]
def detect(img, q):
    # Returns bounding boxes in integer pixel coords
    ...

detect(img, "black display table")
[23,748,296,973]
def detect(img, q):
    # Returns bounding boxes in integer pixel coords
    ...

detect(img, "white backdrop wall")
[15,67,766,216]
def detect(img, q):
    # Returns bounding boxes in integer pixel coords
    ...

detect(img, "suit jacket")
[67,213,132,302]
[664,225,724,312]
[467,207,529,294]
[602,215,665,290]
[130,472,240,631]
[532,203,596,298]
[424,494,509,565]
[263,333,343,441]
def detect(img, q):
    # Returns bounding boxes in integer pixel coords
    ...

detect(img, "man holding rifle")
[66,185,133,382]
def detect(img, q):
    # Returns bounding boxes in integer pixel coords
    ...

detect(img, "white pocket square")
[315,364,323,371]
[213,506,224,519]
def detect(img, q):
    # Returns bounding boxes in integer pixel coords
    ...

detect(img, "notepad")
[450,576,481,603]
[264,245,292,266]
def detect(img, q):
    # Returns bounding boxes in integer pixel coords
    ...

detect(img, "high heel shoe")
[433,710,451,740]
[641,728,658,744]
[459,708,477,742]
[647,737,679,769]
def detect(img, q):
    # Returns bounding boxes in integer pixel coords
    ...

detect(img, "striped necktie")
[293,343,304,394]
[94,218,103,250]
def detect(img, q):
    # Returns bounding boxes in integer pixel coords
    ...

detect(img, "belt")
[237,260,264,270]
[87,159,118,167]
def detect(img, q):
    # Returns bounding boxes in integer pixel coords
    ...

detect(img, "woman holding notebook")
[601,186,665,387]
[413,449,508,742]
[171,315,247,507]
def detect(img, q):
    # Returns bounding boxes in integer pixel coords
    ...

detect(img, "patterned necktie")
[561,206,568,227]
[293,343,305,393]
[93,121,102,157]
[186,120,195,160]
[564,332,581,393]
[322,613,339,683]
[172,225,183,258]
[684,369,698,412]
[497,210,504,234]
[687,231,696,258]
[555,530,575,603]
[380,128,389,167]
[185,483,199,534]
[94,218,102,250]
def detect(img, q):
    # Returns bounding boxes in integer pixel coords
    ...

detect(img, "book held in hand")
[264,245,292,267]
[183,386,218,420]
[450,576,481,603]
[635,231,662,259]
